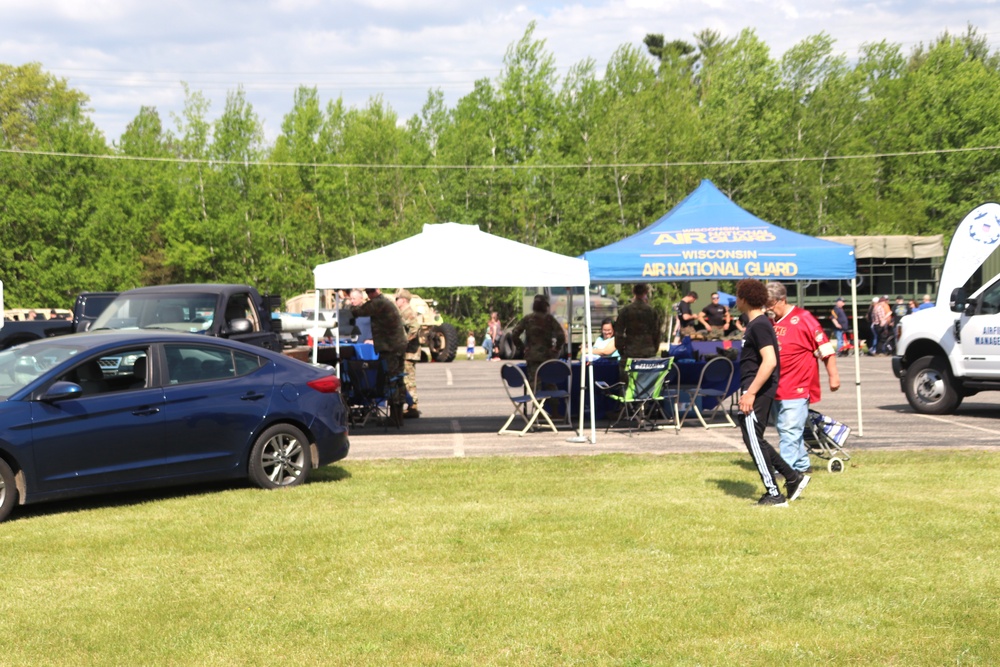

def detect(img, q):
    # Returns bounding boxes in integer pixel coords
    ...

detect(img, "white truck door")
[958,277,1000,377]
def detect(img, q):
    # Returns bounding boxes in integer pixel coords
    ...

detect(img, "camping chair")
[596,357,674,435]
[534,359,573,429]
[342,358,405,430]
[498,363,558,436]
[676,356,737,429]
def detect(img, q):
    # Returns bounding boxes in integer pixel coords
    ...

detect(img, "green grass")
[1,451,998,666]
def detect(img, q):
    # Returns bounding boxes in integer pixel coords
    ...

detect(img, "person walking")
[766,282,840,477]
[615,283,662,377]
[734,279,808,507]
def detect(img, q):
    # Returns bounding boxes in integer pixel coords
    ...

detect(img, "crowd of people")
[340,282,912,506]
[543,281,841,507]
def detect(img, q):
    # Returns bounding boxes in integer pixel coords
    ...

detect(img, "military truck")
[407,293,459,362]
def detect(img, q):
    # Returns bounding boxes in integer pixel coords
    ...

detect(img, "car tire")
[904,355,963,415]
[0,459,18,523]
[433,323,459,362]
[248,424,312,489]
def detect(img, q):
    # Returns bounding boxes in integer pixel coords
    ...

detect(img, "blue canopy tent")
[581,179,865,434]
[584,180,856,282]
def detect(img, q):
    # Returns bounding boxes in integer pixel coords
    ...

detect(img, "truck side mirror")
[949,288,967,313]
[228,318,252,334]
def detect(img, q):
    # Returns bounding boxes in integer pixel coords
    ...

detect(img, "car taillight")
[307,375,341,393]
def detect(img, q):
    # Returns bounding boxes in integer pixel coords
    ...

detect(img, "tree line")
[1,23,999,331]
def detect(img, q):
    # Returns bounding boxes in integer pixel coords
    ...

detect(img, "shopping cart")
[802,409,852,473]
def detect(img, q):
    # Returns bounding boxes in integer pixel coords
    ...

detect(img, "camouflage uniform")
[397,299,421,409]
[352,294,408,401]
[511,312,565,389]
[615,299,662,377]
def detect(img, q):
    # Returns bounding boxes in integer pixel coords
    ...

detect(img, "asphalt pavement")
[343,354,1000,461]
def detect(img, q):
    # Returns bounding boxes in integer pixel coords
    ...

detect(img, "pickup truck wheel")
[0,459,17,522]
[248,424,312,489]
[904,355,963,415]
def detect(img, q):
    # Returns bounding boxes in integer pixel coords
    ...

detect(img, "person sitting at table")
[511,294,565,390]
[590,317,619,358]
[615,283,661,378]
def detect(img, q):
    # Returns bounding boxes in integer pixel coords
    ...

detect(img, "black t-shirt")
[701,303,728,326]
[740,313,779,398]
[676,300,694,324]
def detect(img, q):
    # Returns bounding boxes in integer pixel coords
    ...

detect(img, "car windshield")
[0,343,84,399]
[92,294,217,333]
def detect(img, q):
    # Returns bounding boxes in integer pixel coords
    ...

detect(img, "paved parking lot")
[344,355,1000,461]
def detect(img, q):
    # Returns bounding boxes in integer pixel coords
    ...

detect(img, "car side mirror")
[41,381,83,402]
[227,318,252,334]
[950,288,967,313]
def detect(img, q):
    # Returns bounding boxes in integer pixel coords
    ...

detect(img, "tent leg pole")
[851,278,863,437]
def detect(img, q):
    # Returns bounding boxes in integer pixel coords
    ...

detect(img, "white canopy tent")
[312,222,598,441]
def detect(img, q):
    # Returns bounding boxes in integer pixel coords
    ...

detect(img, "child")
[466,331,476,360]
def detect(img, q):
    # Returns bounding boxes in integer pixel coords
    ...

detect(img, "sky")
[1,0,998,145]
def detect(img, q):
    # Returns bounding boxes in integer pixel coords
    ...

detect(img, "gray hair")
[765,282,787,303]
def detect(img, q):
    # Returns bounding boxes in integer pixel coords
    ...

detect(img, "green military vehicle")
[407,293,460,362]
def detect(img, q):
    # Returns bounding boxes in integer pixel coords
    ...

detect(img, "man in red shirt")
[766,282,841,476]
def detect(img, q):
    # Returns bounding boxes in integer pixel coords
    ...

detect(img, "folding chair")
[342,359,404,430]
[676,356,737,429]
[534,359,572,429]
[498,363,558,436]
[596,357,674,435]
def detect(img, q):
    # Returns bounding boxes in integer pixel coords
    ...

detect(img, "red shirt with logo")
[772,306,836,403]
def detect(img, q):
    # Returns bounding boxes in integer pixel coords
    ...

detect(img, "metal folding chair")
[498,363,558,436]
[596,357,675,435]
[534,359,572,429]
[677,356,737,429]
[342,358,405,430]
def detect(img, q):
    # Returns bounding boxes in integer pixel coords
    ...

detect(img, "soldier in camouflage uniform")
[511,294,566,390]
[615,283,662,378]
[394,288,422,418]
[352,288,408,419]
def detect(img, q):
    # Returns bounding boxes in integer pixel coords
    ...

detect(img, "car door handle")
[240,391,266,401]
[132,407,160,416]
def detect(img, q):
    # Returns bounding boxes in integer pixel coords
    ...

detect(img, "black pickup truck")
[90,284,283,351]
[0,292,118,349]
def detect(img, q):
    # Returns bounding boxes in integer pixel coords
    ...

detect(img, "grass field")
[1,450,997,666]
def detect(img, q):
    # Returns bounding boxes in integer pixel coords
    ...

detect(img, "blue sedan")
[0,331,350,522]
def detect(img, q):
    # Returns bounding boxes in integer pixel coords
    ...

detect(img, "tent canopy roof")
[583,180,856,283]
[313,222,590,289]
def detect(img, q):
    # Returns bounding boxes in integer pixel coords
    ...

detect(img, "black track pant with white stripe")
[737,393,797,497]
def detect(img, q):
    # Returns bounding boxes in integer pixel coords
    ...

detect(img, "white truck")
[892,203,1000,414]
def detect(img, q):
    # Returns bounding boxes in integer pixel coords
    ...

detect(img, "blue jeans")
[771,398,811,473]
[482,336,493,359]
[834,329,845,350]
